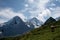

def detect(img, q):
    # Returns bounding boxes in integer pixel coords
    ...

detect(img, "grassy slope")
[0,20,60,40]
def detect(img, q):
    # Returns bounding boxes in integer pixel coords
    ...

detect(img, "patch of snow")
[0,32,2,34]
[27,25,30,27]
[0,23,5,27]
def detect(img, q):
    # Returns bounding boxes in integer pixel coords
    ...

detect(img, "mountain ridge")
[44,17,56,25]
[0,16,31,37]
[27,17,43,28]
[0,17,60,40]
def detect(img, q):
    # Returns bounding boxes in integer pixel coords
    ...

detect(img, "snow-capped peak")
[28,17,43,28]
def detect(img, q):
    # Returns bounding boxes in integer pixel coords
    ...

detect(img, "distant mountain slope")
[25,22,34,29]
[0,17,60,40]
[56,17,60,21]
[0,16,31,37]
[27,17,43,28]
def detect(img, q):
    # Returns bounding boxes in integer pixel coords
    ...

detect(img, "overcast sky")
[0,0,60,23]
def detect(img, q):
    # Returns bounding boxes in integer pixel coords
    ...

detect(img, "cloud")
[24,0,60,23]
[0,8,26,23]
[37,9,51,22]
[51,7,60,18]
[56,0,60,2]
[0,0,60,23]
[24,0,51,22]
[25,4,29,8]
[27,0,34,3]
[36,0,50,10]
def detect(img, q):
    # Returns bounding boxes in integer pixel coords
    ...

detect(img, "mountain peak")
[14,16,20,18]
[44,17,56,25]
[47,17,56,22]
[0,16,31,37]
[49,17,54,19]
[30,17,40,22]
[6,16,23,25]
[28,17,43,28]
[32,17,37,20]
[13,16,20,20]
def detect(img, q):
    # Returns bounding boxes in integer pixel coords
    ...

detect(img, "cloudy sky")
[0,0,60,23]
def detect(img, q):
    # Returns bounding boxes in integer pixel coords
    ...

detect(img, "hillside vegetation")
[0,20,60,40]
